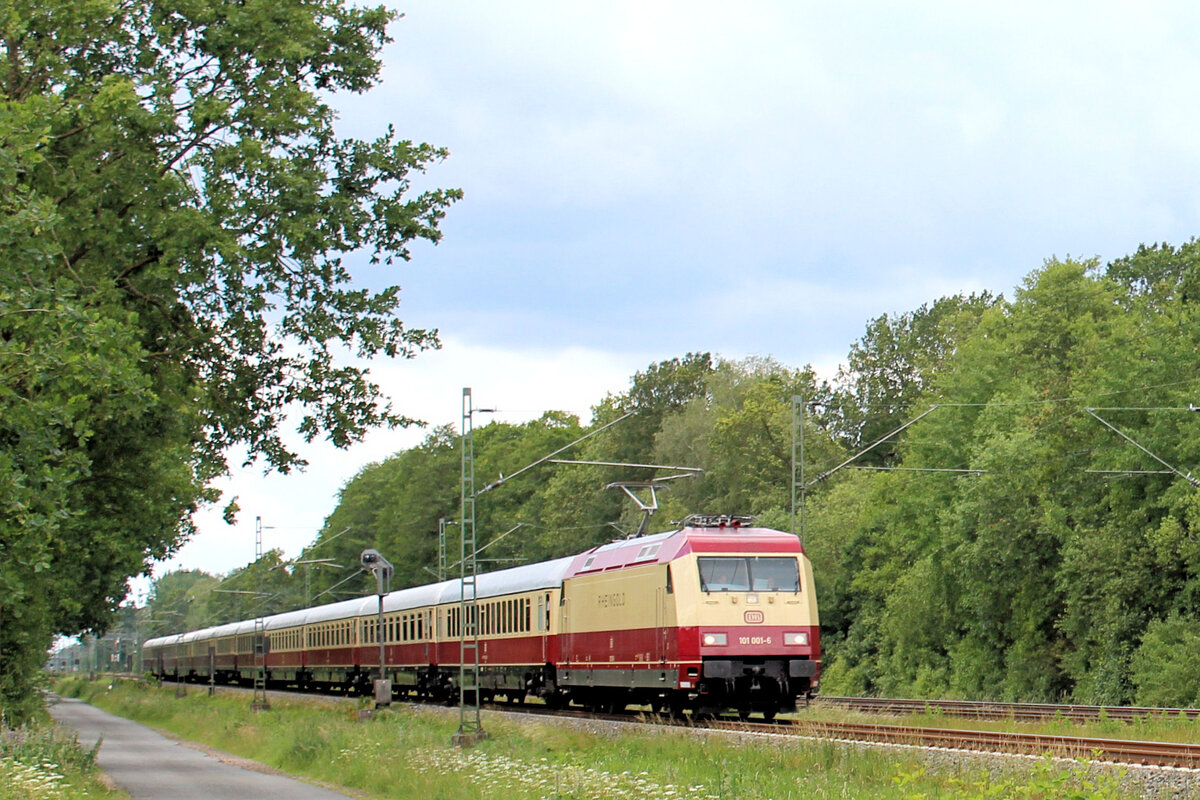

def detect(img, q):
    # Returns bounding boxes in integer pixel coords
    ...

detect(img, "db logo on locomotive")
[743,610,765,624]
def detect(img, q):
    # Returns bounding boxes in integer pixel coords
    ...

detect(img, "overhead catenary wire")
[803,392,1200,494]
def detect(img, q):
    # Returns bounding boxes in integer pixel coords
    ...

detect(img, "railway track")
[702,718,1200,769]
[815,695,1200,724]
[476,695,1200,769]
[106,679,1200,770]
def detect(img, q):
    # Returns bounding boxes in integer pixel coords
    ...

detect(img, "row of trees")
[151,244,1200,708]
[811,248,1200,707]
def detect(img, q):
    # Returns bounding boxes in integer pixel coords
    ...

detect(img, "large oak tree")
[0,0,458,717]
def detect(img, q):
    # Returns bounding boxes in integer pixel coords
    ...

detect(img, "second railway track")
[815,695,1200,724]
[707,718,1200,769]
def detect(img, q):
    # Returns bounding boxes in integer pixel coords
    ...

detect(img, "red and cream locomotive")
[143,515,820,718]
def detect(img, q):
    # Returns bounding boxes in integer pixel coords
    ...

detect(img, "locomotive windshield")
[697,556,800,593]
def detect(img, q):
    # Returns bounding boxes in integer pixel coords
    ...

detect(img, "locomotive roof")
[565,525,802,576]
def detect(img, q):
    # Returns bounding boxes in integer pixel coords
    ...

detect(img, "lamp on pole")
[361,548,393,707]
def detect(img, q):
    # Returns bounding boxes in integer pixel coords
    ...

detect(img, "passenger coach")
[144,515,820,718]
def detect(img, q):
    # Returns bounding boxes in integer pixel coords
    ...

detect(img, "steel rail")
[720,719,1200,768]
[815,696,1200,723]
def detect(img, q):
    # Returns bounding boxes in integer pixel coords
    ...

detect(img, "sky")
[135,0,1200,599]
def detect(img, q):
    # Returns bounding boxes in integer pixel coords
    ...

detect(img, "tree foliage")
[1,0,458,718]
[818,254,1200,704]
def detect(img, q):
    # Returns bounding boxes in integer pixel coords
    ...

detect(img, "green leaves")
[1,0,457,718]
[814,255,1200,703]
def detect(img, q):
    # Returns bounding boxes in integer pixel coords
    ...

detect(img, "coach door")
[537,593,549,662]
[560,596,572,663]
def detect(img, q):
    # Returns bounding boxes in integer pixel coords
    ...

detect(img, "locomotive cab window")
[697,556,800,593]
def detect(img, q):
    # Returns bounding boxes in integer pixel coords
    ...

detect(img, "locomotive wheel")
[605,698,626,714]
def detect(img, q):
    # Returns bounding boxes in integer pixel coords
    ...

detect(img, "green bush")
[1130,614,1200,708]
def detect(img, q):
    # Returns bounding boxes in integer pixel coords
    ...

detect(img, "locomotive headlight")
[784,632,809,646]
[702,633,727,646]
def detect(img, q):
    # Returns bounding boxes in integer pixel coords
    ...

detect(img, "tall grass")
[54,679,1137,799]
[1,716,125,800]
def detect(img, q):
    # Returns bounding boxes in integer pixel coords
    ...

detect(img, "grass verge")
[54,678,1140,799]
[1,714,127,800]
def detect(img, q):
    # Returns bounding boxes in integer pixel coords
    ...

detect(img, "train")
[142,515,820,719]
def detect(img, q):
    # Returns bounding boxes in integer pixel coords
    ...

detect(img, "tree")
[144,570,219,635]
[831,293,996,463]
[0,0,458,718]
[652,357,842,521]
[534,353,715,550]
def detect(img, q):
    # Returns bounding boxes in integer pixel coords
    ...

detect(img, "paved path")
[48,696,356,800]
